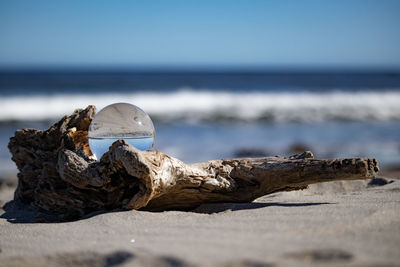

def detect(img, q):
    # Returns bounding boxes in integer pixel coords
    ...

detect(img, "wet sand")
[0,172,399,267]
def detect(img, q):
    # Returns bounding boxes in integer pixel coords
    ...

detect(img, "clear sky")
[0,0,399,69]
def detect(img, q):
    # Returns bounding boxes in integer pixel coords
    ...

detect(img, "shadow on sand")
[0,200,126,224]
[1,199,330,224]
[191,201,331,214]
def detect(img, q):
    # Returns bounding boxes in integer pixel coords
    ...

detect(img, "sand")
[0,173,399,267]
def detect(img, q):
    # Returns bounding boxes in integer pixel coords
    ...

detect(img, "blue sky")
[0,0,399,69]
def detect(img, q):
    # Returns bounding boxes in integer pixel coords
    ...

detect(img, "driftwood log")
[8,106,379,220]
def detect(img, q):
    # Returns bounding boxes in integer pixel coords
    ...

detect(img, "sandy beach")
[1,171,399,267]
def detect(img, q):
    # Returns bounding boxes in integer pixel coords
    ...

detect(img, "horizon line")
[1,64,400,73]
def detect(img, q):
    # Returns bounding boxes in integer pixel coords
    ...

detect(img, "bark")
[8,106,379,220]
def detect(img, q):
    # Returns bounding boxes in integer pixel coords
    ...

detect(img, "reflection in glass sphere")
[88,103,155,159]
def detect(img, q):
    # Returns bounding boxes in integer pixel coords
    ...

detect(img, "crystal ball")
[88,103,155,159]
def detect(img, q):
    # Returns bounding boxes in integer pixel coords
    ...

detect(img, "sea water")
[88,136,154,159]
[1,71,400,173]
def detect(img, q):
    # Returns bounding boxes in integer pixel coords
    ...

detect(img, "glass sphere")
[88,103,155,159]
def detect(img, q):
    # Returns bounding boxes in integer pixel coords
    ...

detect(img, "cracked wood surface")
[8,106,379,220]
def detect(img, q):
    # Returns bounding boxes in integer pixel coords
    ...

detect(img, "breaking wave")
[1,89,400,123]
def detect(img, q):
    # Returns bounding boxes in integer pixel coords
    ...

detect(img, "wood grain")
[8,106,379,220]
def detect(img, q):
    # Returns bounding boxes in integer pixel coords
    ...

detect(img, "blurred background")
[1,0,400,175]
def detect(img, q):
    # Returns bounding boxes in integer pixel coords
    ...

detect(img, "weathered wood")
[8,106,379,220]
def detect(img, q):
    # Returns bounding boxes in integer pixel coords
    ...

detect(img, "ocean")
[1,70,400,174]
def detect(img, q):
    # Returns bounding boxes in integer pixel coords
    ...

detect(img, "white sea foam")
[1,89,400,122]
